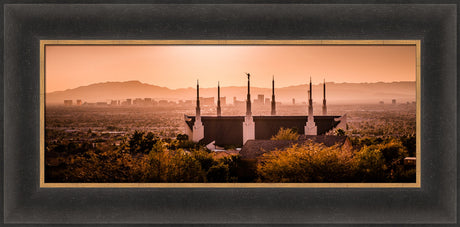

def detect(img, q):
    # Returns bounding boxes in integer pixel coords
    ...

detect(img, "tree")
[335,128,346,136]
[271,127,299,140]
[400,135,416,157]
[128,131,159,154]
[354,139,409,182]
[207,162,230,182]
[176,134,189,141]
[354,145,386,182]
[142,145,206,183]
[257,141,354,183]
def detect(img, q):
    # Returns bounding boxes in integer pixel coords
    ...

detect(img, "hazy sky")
[46,45,416,92]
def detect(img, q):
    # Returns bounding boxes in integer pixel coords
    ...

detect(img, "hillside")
[46,80,416,104]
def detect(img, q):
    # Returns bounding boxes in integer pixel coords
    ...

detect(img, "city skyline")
[45,45,416,92]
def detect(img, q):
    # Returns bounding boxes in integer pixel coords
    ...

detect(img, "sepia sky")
[45,45,416,93]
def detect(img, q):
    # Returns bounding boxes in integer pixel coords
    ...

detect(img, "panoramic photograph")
[43,43,417,184]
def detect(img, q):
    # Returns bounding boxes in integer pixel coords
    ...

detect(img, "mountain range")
[46,80,416,104]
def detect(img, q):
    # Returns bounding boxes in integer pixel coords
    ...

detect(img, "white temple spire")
[305,77,317,135]
[192,79,204,142]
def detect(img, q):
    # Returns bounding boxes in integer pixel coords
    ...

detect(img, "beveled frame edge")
[40,39,421,188]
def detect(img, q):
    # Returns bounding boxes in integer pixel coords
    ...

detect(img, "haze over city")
[46,45,416,93]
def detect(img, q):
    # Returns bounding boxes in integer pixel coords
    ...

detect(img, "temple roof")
[184,115,344,146]
[239,135,349,160]
[184,115,341,131]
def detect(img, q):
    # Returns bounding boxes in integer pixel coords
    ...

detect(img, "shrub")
[142,147,206,183]
[207,162,230,182]
[354,139,409,182]
[176,133,189,141]
[257,141,354,183]
[128,131,159,154]
[271,128,299,140]
[353,145,386,182]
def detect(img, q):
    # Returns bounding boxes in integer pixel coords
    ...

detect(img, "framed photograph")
[41,40,420,188]
[3,3,457,225]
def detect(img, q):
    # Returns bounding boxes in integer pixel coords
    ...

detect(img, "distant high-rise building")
[233,97,245,106]
[144,98,152,105]
[64,100,72,106]
[265,98,270,105]
[392,99,396,104]
[256,94,264,105]
[76,99,82,106]
[133,98,143,105]
[292,98,295,105]
[200,97,215,106]
[220,97,226,106]
[126,99,132,105]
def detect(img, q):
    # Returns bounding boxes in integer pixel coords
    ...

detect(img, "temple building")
[184,75,346,147]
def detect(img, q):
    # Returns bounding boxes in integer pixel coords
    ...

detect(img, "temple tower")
[246,74,252,117]
[192,80,204,142]
[322,79,327,115]
[308,77,313,116]
[271,76,276,116]
[243,73,255,144]
[217,81,222,117]
[305,77,317,135]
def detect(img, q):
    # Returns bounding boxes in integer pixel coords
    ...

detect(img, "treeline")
[258,131,416,183]
[46,130,416,183]
[46,131,240,183]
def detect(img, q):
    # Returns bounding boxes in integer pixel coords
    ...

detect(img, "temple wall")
[185,115,340,147]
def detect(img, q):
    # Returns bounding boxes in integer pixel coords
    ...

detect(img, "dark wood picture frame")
[2,2,457,225]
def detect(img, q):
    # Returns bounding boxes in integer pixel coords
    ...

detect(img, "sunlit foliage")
[257,141,354,182]
[46,131,241,183]
[271,127,299,140]
[257,139,414,183]
[45,103,416,183]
